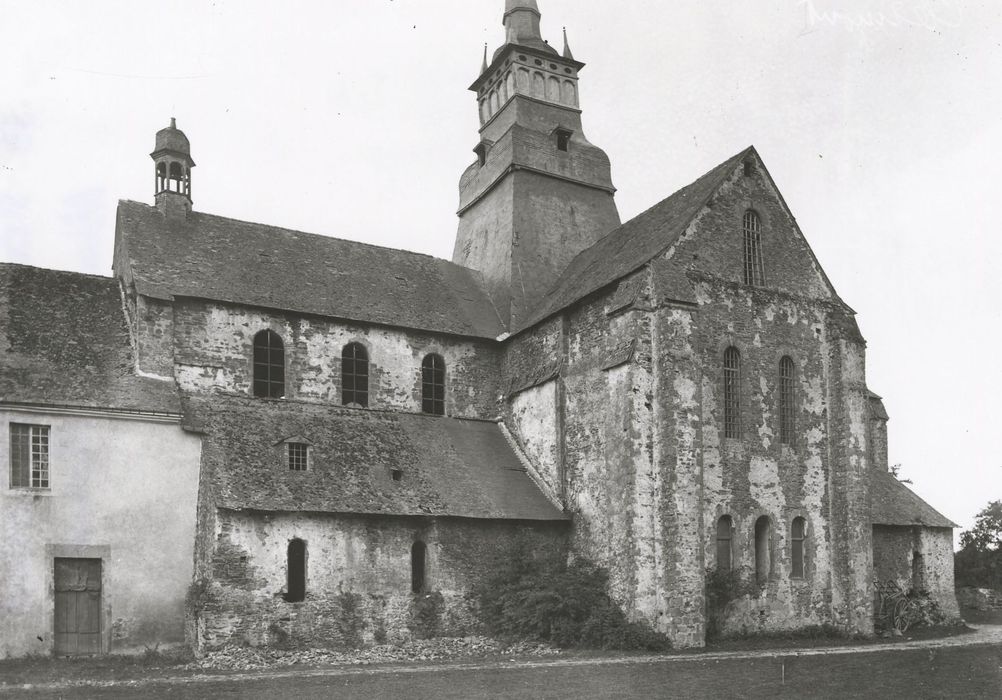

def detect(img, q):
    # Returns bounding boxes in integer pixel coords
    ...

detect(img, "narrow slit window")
[723,347,741,439]
[716,515,733,572]
[286,539,306,603]
[421,354,446,416]
[791,517,806,578]
[411,541,426,593]
[253,329,285,398]
[341,343,369,408]
[287,443,309,471]
[779,356,795,445]
[912,551,924,592]
[755,516,772,585]
[743,210,765,286]
[9,423,49,489]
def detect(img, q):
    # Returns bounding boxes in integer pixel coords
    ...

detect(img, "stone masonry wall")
[682,274,838,637]
[872,525,959,618]
[502,316,564,504]
[195,510,567,650]
[135,295,175,378]
[171,300,501,420]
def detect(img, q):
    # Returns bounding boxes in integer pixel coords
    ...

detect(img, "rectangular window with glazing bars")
[10,423,49,489]
[287,443,309,471]
[779,356,795,445]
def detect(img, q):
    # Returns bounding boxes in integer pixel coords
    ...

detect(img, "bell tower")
[453,1,620,330]
[151,118,195,221]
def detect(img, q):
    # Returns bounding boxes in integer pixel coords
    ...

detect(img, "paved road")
[7,626,1002,699]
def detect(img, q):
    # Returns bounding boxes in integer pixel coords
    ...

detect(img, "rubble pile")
[187,637,560,671]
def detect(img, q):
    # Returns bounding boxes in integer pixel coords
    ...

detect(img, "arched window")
[156,162,167,192]
[779,356,795,445]
[755,516,772,585]
[253,330,285,398]
[286,538,306,602]
[168,161,184,193]
[743,210,765,286]
[342,343,369,407]
[547,76,561,102]
[562,80,577,107]
[791,517,806,578]
[421,354,445,416]
[411,541,426,593]
[723,347,741,439]
[716,515,733,572]
[532,71,545,98]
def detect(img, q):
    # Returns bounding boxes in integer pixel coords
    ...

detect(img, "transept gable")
[666,149,841,305]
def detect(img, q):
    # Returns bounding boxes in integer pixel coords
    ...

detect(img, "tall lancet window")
[723,347,741,439]
[743,210,765,286]
[779,356,795,445]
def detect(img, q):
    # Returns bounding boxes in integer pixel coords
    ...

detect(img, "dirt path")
[4,625,1001,696]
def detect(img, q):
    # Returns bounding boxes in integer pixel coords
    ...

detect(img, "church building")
[1,1,958,656]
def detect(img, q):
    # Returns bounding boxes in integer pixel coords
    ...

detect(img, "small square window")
[10,423,49,489]
[555,129,572,152]
[391,469,403,482]
[288,443,309,471]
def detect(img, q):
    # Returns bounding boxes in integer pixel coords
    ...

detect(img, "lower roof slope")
[871,469,957,528]
[0,264,180,414]
[115,201,504,339]
[188,394,566,522]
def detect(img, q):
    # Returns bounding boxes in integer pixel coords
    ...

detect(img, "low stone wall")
[956,587,1002,612]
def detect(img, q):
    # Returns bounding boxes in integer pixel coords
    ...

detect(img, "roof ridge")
[119,199,466,268]
[0,262,115,283]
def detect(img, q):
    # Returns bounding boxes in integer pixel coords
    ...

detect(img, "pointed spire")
[481,43,489,73]
[504,0,552,53]
[562,27,574,60]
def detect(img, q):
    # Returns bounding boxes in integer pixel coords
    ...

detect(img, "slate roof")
[188,394,566,521]
[0,264,180,413]
[868,390,890,421]
[871,469,957,528]
[115,201,504,339]
[518,148,752,331]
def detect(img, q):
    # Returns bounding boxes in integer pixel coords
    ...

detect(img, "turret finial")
[482,43,489,73]
[562,27,574,60]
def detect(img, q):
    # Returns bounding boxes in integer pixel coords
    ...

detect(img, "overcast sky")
[1,0,999,542]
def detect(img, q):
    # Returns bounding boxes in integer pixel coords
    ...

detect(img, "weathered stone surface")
[873,525,959,618]
[194,510,567,649]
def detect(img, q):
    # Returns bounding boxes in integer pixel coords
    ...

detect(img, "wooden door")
[54,558,102,655]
